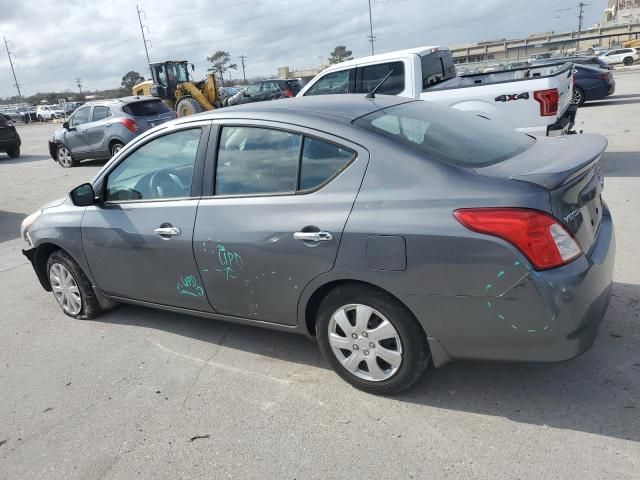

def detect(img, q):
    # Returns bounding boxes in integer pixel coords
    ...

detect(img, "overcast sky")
[0,0,606,99]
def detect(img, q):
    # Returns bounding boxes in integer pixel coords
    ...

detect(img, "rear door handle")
[154,226,181,238]
[293,231,333,242]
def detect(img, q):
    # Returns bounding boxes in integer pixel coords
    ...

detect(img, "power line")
[3,36,24,106]
[136,4,152,73]
[239,55,247,82]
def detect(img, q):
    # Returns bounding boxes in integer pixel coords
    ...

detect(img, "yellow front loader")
[132,61,222,117]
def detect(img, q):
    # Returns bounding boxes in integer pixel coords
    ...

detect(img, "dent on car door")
[81,123,212,310]
[64,106,93,157]
[193,123,368,325]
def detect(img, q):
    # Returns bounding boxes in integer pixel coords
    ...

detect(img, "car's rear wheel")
[56,145,76,168]
[6,146,20,158]
[571,87,585,106]
[316,284,430,395]
[111,142,124,157]
[47,250,102,319]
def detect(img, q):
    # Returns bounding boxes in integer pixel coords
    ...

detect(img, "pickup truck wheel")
[57,145,76,168]
[571,87,585,106]
[47,250,102,320]
[7,146,20,158]
[316,284,431,395]
[623,57,634,66]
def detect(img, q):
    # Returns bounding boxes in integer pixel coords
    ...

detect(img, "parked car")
[531,55,613,70]
[217,86,239,101]
[48,96,176,168]
[571,64,615,106]
[600,48,639,66]
[0,113,21,158]
[21,95,614,395]
[226,79,302,107]
[298,46,576,137]
[592,47,609,57]
[36,105,65,122]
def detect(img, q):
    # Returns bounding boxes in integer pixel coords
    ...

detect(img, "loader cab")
[149,61,191,101]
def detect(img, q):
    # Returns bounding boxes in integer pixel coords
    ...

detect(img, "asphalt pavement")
[1,72,639,479]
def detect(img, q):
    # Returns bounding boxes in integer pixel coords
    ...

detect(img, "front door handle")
[154,226,181,238]
[293,231,333,242]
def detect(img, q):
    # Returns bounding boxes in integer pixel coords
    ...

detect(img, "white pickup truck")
[298,46,577,136]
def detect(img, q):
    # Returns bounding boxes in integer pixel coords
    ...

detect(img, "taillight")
[282,88,294,98]
[453,208,582,270]
[533,88,559,116]
[120,118,138,132]
[597,73,610,81]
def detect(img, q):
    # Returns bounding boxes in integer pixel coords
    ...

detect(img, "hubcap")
[112,144,122,155]
[328,304,403,382]
[58,147,72,167]
[49,263,82,315]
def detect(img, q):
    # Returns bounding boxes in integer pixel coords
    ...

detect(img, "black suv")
[0,113,21,158]
[226,79,302,107]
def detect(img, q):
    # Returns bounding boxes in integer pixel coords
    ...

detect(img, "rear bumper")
[547,104,578,136]
[0,136,21,150]
[400,207,615,366]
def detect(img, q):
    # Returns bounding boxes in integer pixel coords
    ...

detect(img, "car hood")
[41,197,67,210]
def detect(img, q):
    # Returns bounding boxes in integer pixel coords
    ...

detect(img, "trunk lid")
[476,134,608,253]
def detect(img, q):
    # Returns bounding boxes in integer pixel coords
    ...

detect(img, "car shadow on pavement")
[0,154,50,165]
[600,151,640,177]
[92,281,640,442]
[0,211,26,242]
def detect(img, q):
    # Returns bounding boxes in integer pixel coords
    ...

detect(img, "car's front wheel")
[623,57,634,66]
[56,145,76,168]
[316,284,430,395]
[47,250,102,319]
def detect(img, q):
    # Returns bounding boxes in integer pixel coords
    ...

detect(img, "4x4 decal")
[495,92,529,102]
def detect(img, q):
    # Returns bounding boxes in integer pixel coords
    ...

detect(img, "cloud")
[0,0,603,98]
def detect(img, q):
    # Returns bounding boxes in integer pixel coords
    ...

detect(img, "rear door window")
[299,137,355,190]
[123,100,170,116]
[358,61,404,95]
[92,106,111,122]
[304,69,352,96]
[215,127,302,195]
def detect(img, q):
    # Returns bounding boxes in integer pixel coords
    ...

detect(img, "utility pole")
[239,55,247,83]
[136,4,152,74]
[318,55,324,68]
[75,78,83,98]
[3,36,24,107]
[367,0,375,55]
[576,2,588,51]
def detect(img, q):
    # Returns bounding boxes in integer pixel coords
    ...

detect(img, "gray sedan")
[22,95,614,394]
[48,96,176,167]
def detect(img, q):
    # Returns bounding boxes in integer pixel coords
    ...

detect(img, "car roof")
[323,45,442,70]
[178,94,416,124]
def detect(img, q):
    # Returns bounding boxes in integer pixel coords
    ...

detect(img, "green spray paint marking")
[514,260,521,266]
[498,314,505,320]
[485,284,492,290]
[527,329,537,333]
[177,275,204,297]
[511,325,518,330]
[497,271,505,278]
[487,301,492,308]
[543,326,549,330]
[214,243,244,280]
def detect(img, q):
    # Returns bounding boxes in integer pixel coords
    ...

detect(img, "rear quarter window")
[358,62,404,95]
[123,100,170,116]
[355,101,535,168]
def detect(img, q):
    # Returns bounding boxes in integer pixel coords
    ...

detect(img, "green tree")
[121,71,145,91]
[329,45,353,64]
[206,51,237,86]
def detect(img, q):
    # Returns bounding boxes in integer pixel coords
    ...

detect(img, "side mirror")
[63,121,70,130]
[70,183,96,207]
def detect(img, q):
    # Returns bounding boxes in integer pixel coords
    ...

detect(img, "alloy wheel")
[328,304,403,381]
[111,144,123,156]
[57,147,72,167]
[571,89,583,105]
[49,263,82,315]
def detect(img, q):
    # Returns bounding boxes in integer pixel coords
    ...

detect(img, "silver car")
[48,96,176,168]
[23,95,614,394]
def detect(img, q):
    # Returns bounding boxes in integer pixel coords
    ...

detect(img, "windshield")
[354,101,535,168]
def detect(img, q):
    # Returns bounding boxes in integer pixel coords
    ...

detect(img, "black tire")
[46,250,102,320]
[37,115,44,122]
[110,142,124,157]
[316,284,430,395]
[56,144,76,168]
[6,146,20,158]
[176,97,204,117]
[623,57,634,66]
[571,87,585,107]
